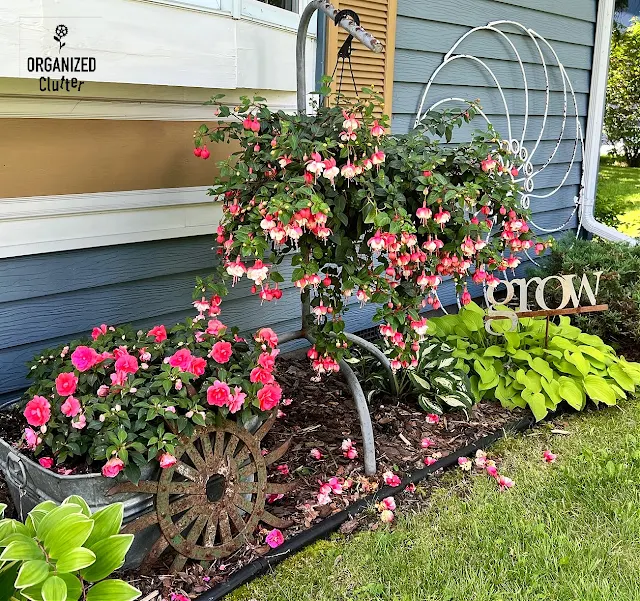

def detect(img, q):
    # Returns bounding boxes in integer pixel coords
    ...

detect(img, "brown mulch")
[0,355,522,599]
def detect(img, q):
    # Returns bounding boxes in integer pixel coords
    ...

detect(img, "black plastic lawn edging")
[196,413,537,601]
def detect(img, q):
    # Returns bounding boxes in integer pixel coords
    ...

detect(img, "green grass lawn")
[231,400,640,601]
[597,161,640,236]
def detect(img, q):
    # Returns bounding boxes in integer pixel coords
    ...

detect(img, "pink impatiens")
[341,439,358,460]
[265,528,284,549]
[101,457,125,478]
[55,372,78,397]
[383,471,401,487]
[543,450,557,463]
[60,395,81,418]
[24,396,51,427]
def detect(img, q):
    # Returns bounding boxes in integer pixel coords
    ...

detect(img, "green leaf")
[484,346,505,358]
[86,579,141,601]
[558,376,585,410]
[36,505,84,542]
[608,363,635,392]
[56,548,96,573]
[43,515,93,559]
[541,378,562,407]
[522,389,548,421]
[0,539,45,562]
[85,504,123,549]
[82,535,134,582]
[14,560,50,589]
[529,357,554,382]
[42,575,67,601]
[583,375,617,406]
[433,376,455,392]
[565,350,591,377]
[460,309,483,332]
[437,356,457,369]
[408,372,431,392]
[62,497,90,517]
[418,395,442,415]
[58,574,82,601]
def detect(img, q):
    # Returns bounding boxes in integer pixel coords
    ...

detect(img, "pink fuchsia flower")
[266,493,284,504]
[71,414,87,430]
[371,147,385,166]
[97,384,110,398]
[310,448,323,460]
[424,456,437,466]
[115,353,138,374]
[207,381,231,407]
[485,463,498,478]
[276,464,290,476]
[159,453,177,469]
[458,457,472,471]
[481,154,498,172]
[60,395,81,418]
[39,457,54,469]
[102,457,125,478]
[340,160,357,179]
[341,439,358,460]
[188,356,207,377]
[383,471,401,487]
[24,427,40,450]
[426,414,440,425]
[24,396,51,427]
[543,450,557,463]
[497,475,514,491]
[405,483,416,493]
[370,120,385,137]
[210,340,233,364]
[70,346,99,372]
[55,372,78,397]
[421,438,434,449]
[147,325,167,343]
[257,383,282,411]
[256,328,278,348]
[265,528,284,549]
[169,348,193,371]
[227,387,247,414]
[380,496,396,511]
[380,509,394,523]
[91,324,108,340]
[433,210,450,228]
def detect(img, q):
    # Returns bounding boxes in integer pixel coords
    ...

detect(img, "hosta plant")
[21,302,283,481]
[0,497,139,601]
[425,302,640,420]
[194,86,547,374]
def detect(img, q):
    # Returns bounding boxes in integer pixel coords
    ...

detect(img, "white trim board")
[0,187,223,258]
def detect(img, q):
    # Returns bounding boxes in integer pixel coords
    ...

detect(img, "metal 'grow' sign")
[484,272,608,335]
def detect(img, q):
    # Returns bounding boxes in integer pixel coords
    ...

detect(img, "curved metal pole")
[343,331,398,397]
[296,0,383,113]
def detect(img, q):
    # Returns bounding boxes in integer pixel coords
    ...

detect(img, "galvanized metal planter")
[0,435,159,568]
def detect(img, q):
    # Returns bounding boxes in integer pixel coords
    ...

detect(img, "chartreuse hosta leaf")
[583,375,617,406]
[608,363,635,392]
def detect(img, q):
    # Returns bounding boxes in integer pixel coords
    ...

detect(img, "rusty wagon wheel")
[110,415,291,572]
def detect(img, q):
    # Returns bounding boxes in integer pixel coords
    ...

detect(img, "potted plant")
[0,299,284,565]
[193,87,548,376]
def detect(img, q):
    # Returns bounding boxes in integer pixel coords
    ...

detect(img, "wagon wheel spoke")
[164,481,204,495]
[182,441,207,473]
[143,531,172,567]
[174,461,200,482]
[234,447,251,467]
[200,431,214,471]
[166,494,201,517]
[235,481,259,494]
[171,505,202,533]
[218,509,232,544]
[211,429,226,472]
[109,480,159,495]
[253,413,276,442]
[226,501,249,539]
[261,509,291,529]
[170,512,209,573]
[233,495,255,515]
[264,438,292,466]
[265,483,294,495]
[225,434,240,460]
[238,462,258,478]
[203,511,220,548]
[120,509,159,534]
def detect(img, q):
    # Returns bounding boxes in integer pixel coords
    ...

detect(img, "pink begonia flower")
[426,414,440,425]
[266,493,284,504]
[380,496,396,511]
[317,492,332,505]
[458,457,472,471]
[380,509,394,523]
[497,475,514,491]
[257,384,282,411]
[147,325,167,343]
[71,346,99,372]
[543,450,557,463]
[60,395,81,418]
[383,471,401,487]
[55,372,78,397]
[24,428,40,450]
[39,457,54,469]
[97,385,110,397]
[421,437,434,449]
[282,397,293,406]
[424,456,437,466]
[227,387,247,414]
[102,457,125,478]
[207,381,231,407]
[159,453,177,469]
[265,528,284,549]
[24,396,51,427]
[188,356,207,377]
[276,409,286,419]
[210,341,233,364]
[310,448,323,460]
[341,439,358,459]
[71,414,86,430]
[168,348,193,372]
[92,324,108,340]
[276,464,290,476]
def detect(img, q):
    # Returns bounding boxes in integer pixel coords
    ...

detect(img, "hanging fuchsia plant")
[194,89,548,373]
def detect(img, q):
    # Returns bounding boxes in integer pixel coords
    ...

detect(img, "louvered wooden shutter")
[325,0,397,116]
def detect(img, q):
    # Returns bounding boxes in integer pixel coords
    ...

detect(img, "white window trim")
[0,187,222,258]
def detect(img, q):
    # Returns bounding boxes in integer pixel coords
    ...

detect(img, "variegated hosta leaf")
[418,395,443,414]
[433,376,456,392]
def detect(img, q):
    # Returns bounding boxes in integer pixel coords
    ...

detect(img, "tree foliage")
[605,20,640,167]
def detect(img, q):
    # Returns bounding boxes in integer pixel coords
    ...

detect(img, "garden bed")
[0,354,522,598]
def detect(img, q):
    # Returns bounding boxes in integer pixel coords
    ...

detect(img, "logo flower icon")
[53,24,68,52]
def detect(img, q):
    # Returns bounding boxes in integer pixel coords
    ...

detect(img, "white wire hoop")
[415,21,585,251]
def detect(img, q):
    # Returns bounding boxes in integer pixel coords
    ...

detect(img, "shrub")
[22,303,283,481]
[0,497,139,601]
[531,237,640,355]
[424,302,640,420]
[194,90,546,374]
